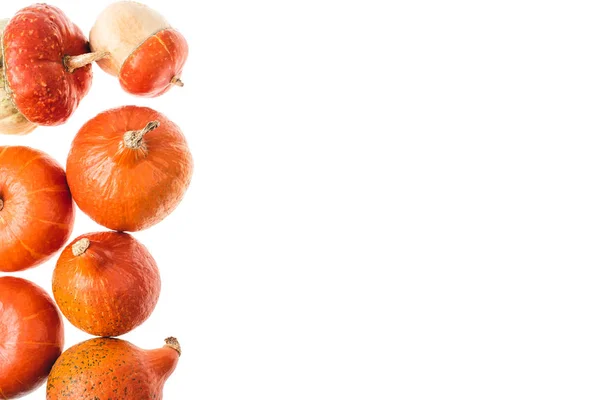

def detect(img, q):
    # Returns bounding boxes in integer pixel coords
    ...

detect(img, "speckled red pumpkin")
[0,146,74,272]
[66,105,193,232]
[47,337,181,399]
[0,277,64,399]
[53,231,161,337]
[90,1,188,97]
[1,4,106,126]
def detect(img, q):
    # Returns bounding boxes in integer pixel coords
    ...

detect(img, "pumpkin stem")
[72,238,90,256]
[164,337,181,356]
[0,198,3,211]
[64,51,109,73]
[171,76,184,87]
[123,121,160,149]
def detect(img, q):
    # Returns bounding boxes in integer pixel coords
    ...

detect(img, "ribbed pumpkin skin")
[2,4,92,126]
[0,277,64,399]
[53,231,161,337]
[66,105,193,232]
[47,337,180,400]
[0,146,74,272]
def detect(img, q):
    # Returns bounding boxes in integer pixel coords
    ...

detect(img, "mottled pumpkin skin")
[53,231,161,337]
[47,337,179,400]
[0,69,36,135]
[0,277,64,398]
[120,28,189,97]
[2,4,92,126]
[0,146,74,272]
[66,106,193,232]
[0,18,36,135]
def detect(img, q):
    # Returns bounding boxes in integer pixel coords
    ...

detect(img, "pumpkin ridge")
[22,185,70,196]
[5,341,60,347]
[2,221,45,260]
[15,154,45,177]
[23,214,71,229]
[21,307,57,321]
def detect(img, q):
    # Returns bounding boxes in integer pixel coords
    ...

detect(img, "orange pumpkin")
[0,146,74,272]
[47,336,181,399]
[0,277,64,399]
[66,105,193,232]
[53,231,161,337]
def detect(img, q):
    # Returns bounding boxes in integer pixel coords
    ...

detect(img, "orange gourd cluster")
[0,2,192,399]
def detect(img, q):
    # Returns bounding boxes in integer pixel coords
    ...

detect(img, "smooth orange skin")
[119,28,188,97]
[2,4,92,126]
[0,277,64,399]
[47,337,179,399]
[66,105,193,232]
[0,146,74,272]
[53,231,161,337]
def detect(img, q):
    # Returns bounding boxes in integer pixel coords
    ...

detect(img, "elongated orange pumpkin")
[0,277,64,399]
[0,146,74,272]
[53,231,161,337]
[47,337,181,399]
[66,105,193,232]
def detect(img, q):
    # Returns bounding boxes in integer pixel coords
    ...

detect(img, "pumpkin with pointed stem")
[66,105,193,232]
[53,231,161,337]
[47,337,181,399]
[0,277,64,399]
[90,1,189,97]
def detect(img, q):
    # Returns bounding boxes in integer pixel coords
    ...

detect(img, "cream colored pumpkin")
[89,2,170,76]
[0,18,36,135]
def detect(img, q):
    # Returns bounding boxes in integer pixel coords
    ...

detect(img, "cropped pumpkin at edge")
[0,19,35,135]
[53,231,161,337]
[0,277,64,399]
[0,3,107,131]
[47,336,181,399]
[66,105,193,232]
[0,146,74,272]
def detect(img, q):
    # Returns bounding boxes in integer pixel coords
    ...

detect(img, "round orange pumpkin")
[66,105,193,232]
[0,277,64,399]
[47,336,181,399]
[0,146,74,272]
[53,231,161,337]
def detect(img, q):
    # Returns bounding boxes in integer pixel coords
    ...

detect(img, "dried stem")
[164,337,181,356]
[64,51,109,73]
[171,76,184,87]
[72,238,90,256]
[123,121,160,149]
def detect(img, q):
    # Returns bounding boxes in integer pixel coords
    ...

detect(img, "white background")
[3,0,600,399]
